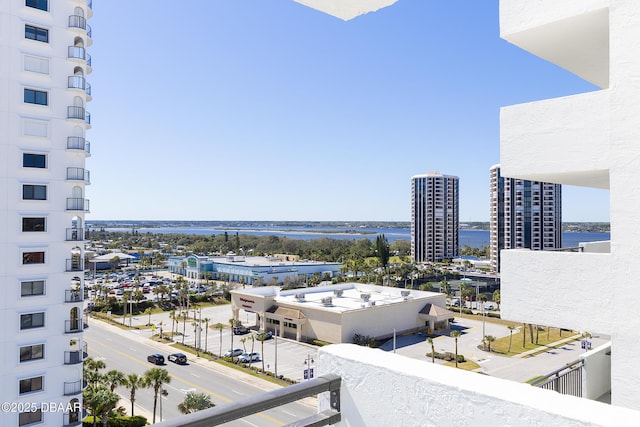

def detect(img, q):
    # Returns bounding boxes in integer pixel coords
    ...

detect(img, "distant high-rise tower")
[411,171,459,262]
[0,1,93,424]
[489,165,562,272]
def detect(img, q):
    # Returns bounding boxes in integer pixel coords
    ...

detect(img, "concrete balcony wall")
[317,344,637,426]
[500,90,610,189]
[499,250,613,334]
[293,0,398,21]
[581,342,612,401]
[580,241,611,253]
[500,0,609,88]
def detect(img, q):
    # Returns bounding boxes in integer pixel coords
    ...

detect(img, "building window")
[20,313,45,330]
[25,24,48,42]
[20,344,44,362]
[22,218,46,232]
[19,409,42,426]
[19,376,43,394]
[26,0,48,11]
[24,88,48,105]
[22,251,45,265]
[23,153,46,168]
[24,55,49,74]
[23,185,47,200]
[21,280,45,297]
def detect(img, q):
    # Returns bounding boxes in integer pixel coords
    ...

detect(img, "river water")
[99,225,610,249]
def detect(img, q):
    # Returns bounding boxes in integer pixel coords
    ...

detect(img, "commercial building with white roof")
[168,253,341,286]
[231,283,453,343]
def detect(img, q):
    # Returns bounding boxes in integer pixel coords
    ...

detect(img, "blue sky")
[86,0,609,222]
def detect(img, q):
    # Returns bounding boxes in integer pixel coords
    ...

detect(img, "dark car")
[257,331,273,341]
[233,325,249,335]
[147,354,164,365]
[168,353,187,365]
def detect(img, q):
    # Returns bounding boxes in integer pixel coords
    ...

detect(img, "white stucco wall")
[500,250,613,333]
[499,0,640,411]
[317,344,638,427]
[582,342,611,401]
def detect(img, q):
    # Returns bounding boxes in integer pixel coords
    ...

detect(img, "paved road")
[85,317,316,425]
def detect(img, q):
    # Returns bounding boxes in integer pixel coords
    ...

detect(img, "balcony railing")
[67,106,85,120]
[86,53,92,67]
[66,228,84,241]
[531,359,584,398]
[66,258,84,272]
[66,198,90,211]
[65,289,83,303]
[66,167,90,183]
[68,46,85,60]
[63,380,83,396]
[86,82,92,97]
[154,374,341,427]
[67,136,90,153]
[85,112,91,125]
[64,350,83,365]
[65,319,84,334]
[63,411,82,427]
[68,75,85,90]
[68,15,86,30]
[87,24,92,39]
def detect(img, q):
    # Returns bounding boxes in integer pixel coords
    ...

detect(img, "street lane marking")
[241,419,260,427]
[86,338,285,426]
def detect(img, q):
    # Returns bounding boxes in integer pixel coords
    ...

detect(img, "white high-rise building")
[0,1,93,425]
[411,171,459,263]
[489,165,562,272]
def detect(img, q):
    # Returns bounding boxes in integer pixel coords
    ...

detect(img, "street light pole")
[275,327,278,378]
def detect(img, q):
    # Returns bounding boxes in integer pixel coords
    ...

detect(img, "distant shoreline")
[86,220,610,234]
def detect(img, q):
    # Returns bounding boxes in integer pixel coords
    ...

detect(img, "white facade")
[231,283,449,343]
[411,171,459,262]
[498,0,640,411]
[0,1,92,425]
[489,164,562,272]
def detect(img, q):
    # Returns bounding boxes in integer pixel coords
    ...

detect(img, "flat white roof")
[236,283,443,313]
[203,255,339,268]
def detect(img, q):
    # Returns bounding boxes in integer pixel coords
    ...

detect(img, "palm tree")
[229,318,237,351]
[240,337,247,353]
[450,330,461,368]
[507,326,515,353]
[169,310,176,339]
[484,335,496,353]
[257,333,267,372]
[202,317,211,353]
[181,311,189,345]
[215,323,225,357]
[249,334,255,362]
[427,337,435,363]
[177,391,215,414]
[83,357,106,386]
[124,373,146,416]
[522,323,527,348]
[143,367,171,424]
[144,307,153,326]
[105,369,126,392]
[84,385,120,427]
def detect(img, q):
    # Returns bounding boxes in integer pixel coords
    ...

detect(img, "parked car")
[256,331,273,340]
[168,353,187,364]
[224,348,243,358]
[147,354,164,365]
[238,352,260,363]
[233,325,249,335]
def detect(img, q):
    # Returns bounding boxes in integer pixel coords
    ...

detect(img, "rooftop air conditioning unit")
[295,293,306,302]
[333,289,344,297]
[321,296,333,306]
[360,293,371,302]
[401,290,410,297]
